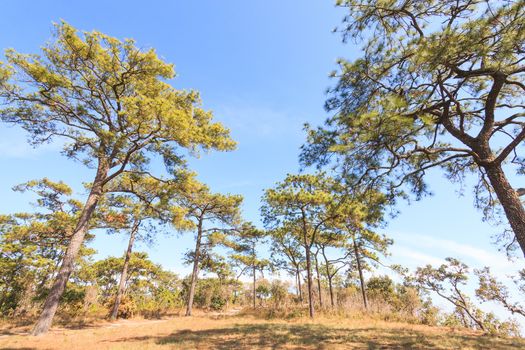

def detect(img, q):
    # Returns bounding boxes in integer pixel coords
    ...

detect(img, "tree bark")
[321,248,335,308]
[185,219,203,316]
[296,269,303,302]
[305,245,314,318]
[327,275,335,308]
[252,245,256,309]
[109,222,139,320]
[32,159,108,336]
[314,252,323,308]
[353,236,368,310]
[484,164,525,256]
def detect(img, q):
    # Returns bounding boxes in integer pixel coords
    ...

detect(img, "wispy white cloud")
[389,245,445,267]
[392,232,515,271]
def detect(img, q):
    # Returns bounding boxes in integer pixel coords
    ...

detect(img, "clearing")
[1,314,524,349]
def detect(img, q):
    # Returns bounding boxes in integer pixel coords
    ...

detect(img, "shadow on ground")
[108,323,524,349]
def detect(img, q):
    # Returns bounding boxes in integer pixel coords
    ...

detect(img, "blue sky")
[1,0,523,318]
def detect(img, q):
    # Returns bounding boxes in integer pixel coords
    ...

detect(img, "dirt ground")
[1,314,524,349]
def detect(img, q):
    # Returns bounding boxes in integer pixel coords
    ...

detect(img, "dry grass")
[1,312,524,350]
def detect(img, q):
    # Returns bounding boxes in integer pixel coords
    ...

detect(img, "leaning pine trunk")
[305,245,314,318]
[484,164,525,256]
[185,220,203,316]
[32,160,108,336]
[109,222,139,320]
[353,236,368,310]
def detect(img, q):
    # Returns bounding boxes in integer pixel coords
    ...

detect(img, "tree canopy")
[301,0,525,255]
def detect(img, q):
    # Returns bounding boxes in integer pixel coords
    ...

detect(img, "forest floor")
[1,311,525,350]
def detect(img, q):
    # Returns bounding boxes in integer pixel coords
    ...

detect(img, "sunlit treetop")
[176,178,243,229]
[0,21,236,183]
[262,172,381,233]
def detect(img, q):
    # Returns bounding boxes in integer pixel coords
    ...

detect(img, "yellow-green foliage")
[0,21,236,172]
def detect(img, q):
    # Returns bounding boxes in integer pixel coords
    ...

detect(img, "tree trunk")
[328,276,334,308]
[296,269,303,302]
[305,245,314,318]
[295,270,300,298]
[252,260,256,309]
[185,220,203,316]
[321,248,335,307]
[314,252,323,308]
[252,242,257,309]
[484,164,525,256]
[32,160,108,336]
[109,222,139,320]
[353,236,368,310]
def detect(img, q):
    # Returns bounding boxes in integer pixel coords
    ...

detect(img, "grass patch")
[1,313,524,349]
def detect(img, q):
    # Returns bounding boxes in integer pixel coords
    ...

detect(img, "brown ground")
[1,314,524,350]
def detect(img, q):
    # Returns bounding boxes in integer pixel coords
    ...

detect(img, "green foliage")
[269,280,289,308]
[366,275,395,301]
[0,21,236,172]
[0,179,94,316]
[366,276,421,316]
[255,279,272,302]
[268,226,305,276]
[88,252,181,318]
[409,258,520,336]
[182,277,236,311]
[178,180,243,250]
[0,22,237,332]
[228,222,268,280]
[262,172,393,315]
[178,179,243,227]
[262,173,354,252]
[198,251,235,281]
[475,267,525,318]
[302,0,525,254]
